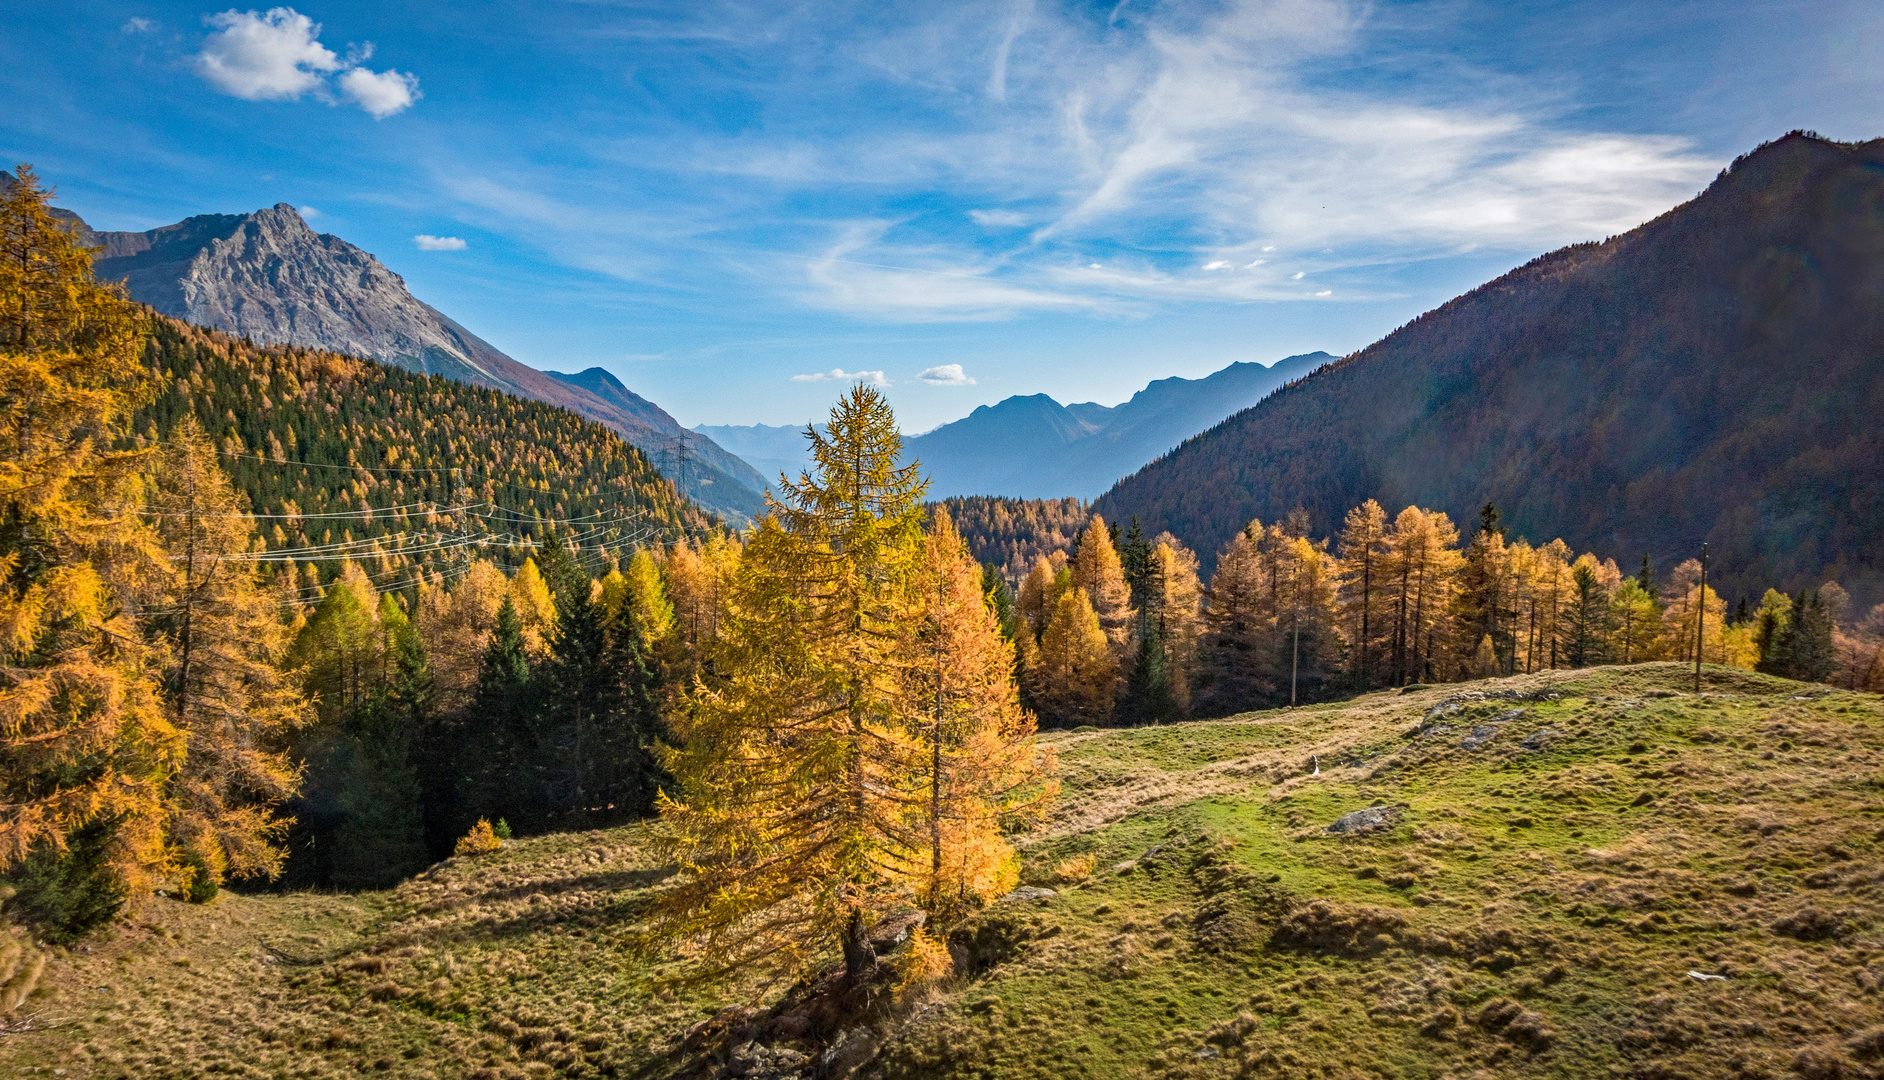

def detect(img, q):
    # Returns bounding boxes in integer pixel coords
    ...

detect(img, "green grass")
[9,663,1884,1079]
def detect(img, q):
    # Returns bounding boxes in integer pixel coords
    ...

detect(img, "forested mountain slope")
[130,315,718,598]
[1094,133,1884,606]
[0,169,763,521]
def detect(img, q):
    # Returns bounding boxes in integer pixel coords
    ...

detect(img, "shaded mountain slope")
[1095,133,1884,606]
[0,169,762,521]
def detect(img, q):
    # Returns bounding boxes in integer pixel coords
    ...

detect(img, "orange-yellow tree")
[655,386,1049,983]
[0,165,172,918]
[901,507,1056,924]
[146,419,309,897]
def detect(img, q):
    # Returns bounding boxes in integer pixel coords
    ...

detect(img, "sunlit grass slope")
[9,662,1884,1080]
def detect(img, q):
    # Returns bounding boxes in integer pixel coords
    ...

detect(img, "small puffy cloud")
[338,65,419,118]
[1202,259,1231,270]
[193,7,419,118]
[413,234,467,251]
[298,204,320,218]
[1314,290,1332,296]
[122,16,156,32]
[792,368,889,387]
[917,364,975,386]
[969,209,1030,228]
[1292,271,1305,280]
[194,8,340,100]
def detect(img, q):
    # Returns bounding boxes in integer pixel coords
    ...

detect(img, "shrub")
[893,928,953,1003]
[492,819,513,840]
[0,917,46,1014]
[454,819,504,857]
[180,848,221,904]
[1053,853,1096,885]
[3,818,128,943]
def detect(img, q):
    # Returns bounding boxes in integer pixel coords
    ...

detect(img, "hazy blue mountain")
[898,353,1334,499]
[690,423,824,491]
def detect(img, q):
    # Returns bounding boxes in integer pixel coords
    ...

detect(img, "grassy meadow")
[9,661,1884,1080]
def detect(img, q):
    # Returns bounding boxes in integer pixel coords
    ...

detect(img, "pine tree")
[533,538,612,828]
[147,420,309,895]
[1196,528,1274,715]
[1559,559,1614,668]
[0,164,175,917]
[652,385,933,983]
[593,600,666,818]
[1455,525,1517,674]
[1783,589,1835,684]
[1336,501,1390,690]
[903,508,1055,922]
[1071,515,1135,668]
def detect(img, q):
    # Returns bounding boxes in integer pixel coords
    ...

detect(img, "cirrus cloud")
[193,7,420,118]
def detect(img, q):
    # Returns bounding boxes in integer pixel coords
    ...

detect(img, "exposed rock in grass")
[1328,806,1397,834]
[1462,726,1501,750]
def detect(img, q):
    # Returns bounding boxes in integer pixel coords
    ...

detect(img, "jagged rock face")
[93,205,508,387]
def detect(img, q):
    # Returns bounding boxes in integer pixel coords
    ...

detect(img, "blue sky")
[4,1,1879,431]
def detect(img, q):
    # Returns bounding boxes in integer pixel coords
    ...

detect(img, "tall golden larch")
[1071,515,1134,664]
[902,507,1056,923]
[0,165,174,897]
[651,386,930,983]
[147,419,310,893]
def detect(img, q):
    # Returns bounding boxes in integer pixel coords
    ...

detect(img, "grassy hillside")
[9,662,1884,1079]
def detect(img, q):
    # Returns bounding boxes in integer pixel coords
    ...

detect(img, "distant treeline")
[999,502,1884,727]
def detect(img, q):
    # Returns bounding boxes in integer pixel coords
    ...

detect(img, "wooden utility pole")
[1694,542,1708,693]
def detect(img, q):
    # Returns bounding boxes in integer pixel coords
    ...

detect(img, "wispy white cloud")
[413,234,467,250]
[917,363,976,385]
[969,209,1031,228]
[193,7,419,118]
[122,16,156,33]
[408,0,1720,322]
[791,368,889,387]
[297,204,320,218]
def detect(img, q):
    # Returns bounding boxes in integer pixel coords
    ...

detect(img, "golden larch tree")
[0,164,175,900]
[146,419,310,895]
[901,506,1056,924]
[651,385,932,982]
[1071,515,1134,665]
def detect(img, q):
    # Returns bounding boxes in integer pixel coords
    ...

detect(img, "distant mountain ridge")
[699,354,1330,502]
[1093,132,1884,607]
[902,352,1332,499]
[1,170,764,522]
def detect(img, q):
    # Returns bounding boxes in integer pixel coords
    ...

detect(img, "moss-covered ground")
[8,662,1884,1079]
